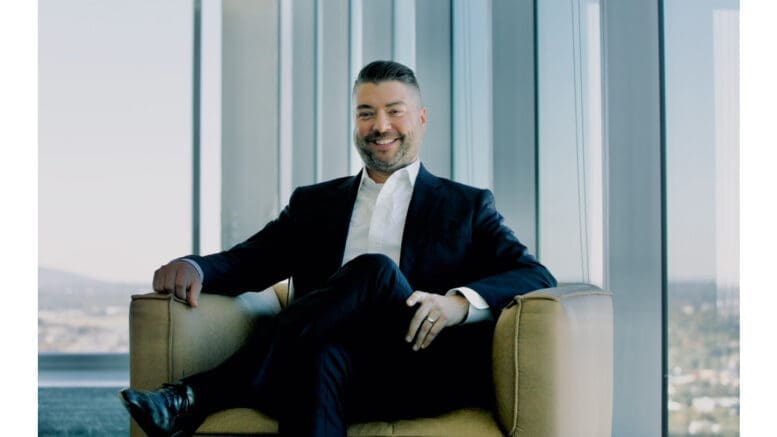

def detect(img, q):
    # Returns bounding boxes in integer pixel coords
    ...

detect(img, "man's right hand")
[152,261,202,307]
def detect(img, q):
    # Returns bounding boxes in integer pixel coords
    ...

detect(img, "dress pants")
[184,254,495,437]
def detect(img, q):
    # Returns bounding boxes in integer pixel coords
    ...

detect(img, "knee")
[343,254,406,296]
[340,253,412,309]
[345,253,399,276]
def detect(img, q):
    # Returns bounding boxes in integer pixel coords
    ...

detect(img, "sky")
[38,0,222,283]
[664,0,739,284]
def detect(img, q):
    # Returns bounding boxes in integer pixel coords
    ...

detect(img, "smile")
[373,138,398,145]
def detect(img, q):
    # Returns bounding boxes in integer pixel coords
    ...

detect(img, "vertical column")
[316,0,351,181]
[201,0,222,253]
[221,0,279,247]
[414,0,452,179]
[492,0,537,252]
[348,0,364,174]
[360,0,393,62]
[192,0,202,255]
[582,0,605,288]
[603,0,664,435]
[292,0,317,188]
[392,0,416,69]
[278,0,293,208]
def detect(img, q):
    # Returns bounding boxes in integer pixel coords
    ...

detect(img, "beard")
[354,130,416,174]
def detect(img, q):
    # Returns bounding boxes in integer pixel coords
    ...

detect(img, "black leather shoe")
[120,382,200,437]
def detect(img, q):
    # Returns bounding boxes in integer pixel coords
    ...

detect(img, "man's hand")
[152,261,202,307]
[405,291,469,351]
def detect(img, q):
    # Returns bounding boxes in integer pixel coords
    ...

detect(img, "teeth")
[375,138,396,145]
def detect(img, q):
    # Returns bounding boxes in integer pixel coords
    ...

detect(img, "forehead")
[353,81,419,107]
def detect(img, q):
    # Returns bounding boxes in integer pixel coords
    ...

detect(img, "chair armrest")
[492,284,613,437]
[128,288,280,391]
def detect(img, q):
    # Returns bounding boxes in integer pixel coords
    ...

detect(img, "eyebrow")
[356,101,407,111]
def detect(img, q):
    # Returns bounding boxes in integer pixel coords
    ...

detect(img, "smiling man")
[120,60,556,437]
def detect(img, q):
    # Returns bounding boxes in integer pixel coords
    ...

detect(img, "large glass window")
[664,1,740,435]
[39,0,193,354]
[38,1,221,433]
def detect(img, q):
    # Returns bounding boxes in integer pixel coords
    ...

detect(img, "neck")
[365,167,392,184]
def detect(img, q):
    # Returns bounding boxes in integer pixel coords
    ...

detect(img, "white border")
[1,1,38,433]
[740,1,776,433]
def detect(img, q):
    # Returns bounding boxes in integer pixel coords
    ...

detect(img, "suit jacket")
[188,164,556,317]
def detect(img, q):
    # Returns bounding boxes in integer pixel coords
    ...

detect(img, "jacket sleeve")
[463,189,557,316]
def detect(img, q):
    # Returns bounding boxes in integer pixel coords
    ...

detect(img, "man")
[120,60,556,437]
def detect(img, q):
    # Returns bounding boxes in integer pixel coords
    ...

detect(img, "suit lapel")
[400,164,443,275]
[329,171,362,268]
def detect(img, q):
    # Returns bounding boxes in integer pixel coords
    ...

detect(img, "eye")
[389,109,403,116]
[358,112,374,119]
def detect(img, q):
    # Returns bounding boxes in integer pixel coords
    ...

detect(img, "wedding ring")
[426,317,437,324]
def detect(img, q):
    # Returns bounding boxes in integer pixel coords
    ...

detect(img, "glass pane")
[39,0,192,353]
[664,1,740,435]
[537,0,604,286]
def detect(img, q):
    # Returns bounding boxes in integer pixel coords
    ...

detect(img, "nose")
[373,111,391,133]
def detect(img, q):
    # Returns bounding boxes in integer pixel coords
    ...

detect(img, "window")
[38,1,220,433]
[664,1,740,435]
[537,0,604,286]
[39,0,192,354]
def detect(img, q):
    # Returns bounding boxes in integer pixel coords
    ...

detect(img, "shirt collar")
[360,159,421,188]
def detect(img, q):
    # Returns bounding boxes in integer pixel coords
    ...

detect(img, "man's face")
[353,81,427,178]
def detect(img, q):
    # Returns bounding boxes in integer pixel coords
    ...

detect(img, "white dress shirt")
[341,161,417,266]
[182,160,492,323]
[342,160,491,323]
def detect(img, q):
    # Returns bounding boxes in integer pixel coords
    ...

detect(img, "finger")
[405,308,424,343]
[405,292,427,341]
[421,316,446,349]
[414,311,439,351]
[152,267,165,292]
[406,301,432,344]
[173,266,189,302]
[411,302,440,350]
[188,278,202,308]
[406,290,427,307]
[163,265,177,293]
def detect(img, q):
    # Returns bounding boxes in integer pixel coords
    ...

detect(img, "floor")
[38,387,129,436]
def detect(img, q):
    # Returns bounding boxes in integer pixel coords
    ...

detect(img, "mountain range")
[38,267,149,311]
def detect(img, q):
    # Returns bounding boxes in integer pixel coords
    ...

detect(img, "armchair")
[128,283,612,436]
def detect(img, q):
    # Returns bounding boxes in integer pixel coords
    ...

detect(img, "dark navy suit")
[184,164,556,436]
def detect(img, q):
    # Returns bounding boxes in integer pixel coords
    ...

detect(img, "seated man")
[120,60,556,437]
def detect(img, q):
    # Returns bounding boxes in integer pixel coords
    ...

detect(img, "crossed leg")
[185,254,494,436]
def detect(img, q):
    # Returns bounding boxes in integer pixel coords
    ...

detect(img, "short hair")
[353,60,421,95]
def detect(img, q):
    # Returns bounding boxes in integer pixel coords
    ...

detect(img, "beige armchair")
[128,283,613,436]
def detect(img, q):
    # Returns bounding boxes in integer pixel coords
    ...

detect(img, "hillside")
[38,267,149,353]
[38,267,148,311]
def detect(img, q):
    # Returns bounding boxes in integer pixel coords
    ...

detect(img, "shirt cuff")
[247,287,283,316]
[175,257,204,283]
[446,286,493,324]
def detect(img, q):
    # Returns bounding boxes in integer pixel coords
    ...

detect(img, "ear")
[419,107,428,127]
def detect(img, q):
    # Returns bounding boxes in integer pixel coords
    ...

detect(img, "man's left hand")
[405,291,469,351]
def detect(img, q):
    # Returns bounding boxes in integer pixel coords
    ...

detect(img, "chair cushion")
[194,407,502,436]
